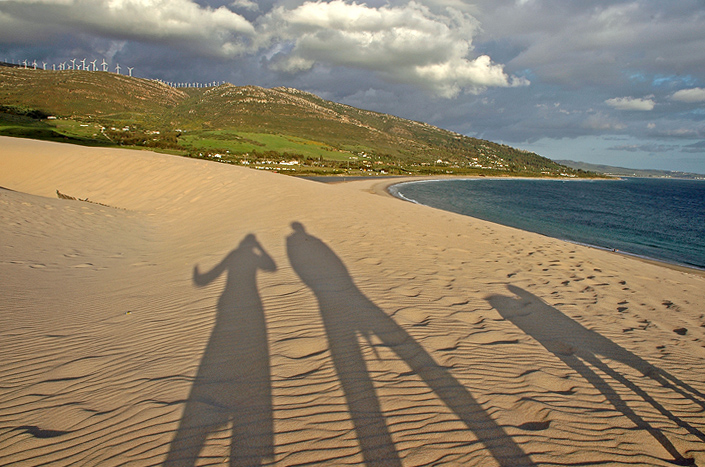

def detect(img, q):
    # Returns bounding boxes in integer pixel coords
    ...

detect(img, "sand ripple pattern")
[1,137,704,466]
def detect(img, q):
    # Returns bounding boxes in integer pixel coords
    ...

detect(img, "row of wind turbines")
[153,80,226,88]
[14,58,134,76]
[9,58,226,89]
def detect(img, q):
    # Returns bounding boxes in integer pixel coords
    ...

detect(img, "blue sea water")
[389,178,705,270]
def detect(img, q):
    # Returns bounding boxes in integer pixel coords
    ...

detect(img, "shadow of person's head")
[240,233,258,248]
[487,284,535,320]
[236,234,276,270]
[291,221,305,234]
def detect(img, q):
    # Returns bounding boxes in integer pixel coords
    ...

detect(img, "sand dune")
[1,136,704,466]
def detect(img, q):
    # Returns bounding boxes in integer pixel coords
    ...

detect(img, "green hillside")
[0,67,594,177]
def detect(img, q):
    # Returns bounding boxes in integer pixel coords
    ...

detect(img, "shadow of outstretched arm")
[193,234,275,286]
[193,262,225,287]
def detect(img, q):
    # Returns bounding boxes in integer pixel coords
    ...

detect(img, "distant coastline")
[556,160,705,180]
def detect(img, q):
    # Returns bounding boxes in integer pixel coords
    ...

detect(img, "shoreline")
[370,176,705,278]
[2,137,704,466]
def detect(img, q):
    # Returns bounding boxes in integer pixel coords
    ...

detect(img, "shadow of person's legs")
[488,285,701,466]
[166,235,275,466]
[287,223,535,467]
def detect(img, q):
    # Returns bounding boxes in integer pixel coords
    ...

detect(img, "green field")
[178,130,356,160]
[0,108,109,146]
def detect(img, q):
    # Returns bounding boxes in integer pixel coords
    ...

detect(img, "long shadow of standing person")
[488,285,704,466]
[286,222,535,467]
[166,234,276,466]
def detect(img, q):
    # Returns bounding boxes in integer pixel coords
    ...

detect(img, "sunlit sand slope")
[1,136,704,466]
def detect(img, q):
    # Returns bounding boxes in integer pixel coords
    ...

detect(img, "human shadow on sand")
[286,222,535,467]
[165,234,276,467]
[488,285,705,466]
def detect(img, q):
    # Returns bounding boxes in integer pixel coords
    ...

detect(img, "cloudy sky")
[2,0,705,173]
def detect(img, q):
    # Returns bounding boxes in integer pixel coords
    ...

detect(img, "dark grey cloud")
[607,143,681,153]
[682,141,705,153]
[1,0,705,172]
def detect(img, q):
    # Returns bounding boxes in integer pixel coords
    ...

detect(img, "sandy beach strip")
[1,136,704,466]
[376,176,705,278]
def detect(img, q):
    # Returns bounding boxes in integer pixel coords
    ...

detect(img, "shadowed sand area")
[1,136,704,466]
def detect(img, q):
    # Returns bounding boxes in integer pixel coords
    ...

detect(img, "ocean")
[389,177,705,271]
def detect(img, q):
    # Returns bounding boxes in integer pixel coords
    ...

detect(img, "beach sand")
[1,135,704,466]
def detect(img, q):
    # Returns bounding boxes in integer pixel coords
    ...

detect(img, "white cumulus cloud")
[260,0,527,97]
[671,87,705,103]
[0,0,255,56]
[605,96,655,111]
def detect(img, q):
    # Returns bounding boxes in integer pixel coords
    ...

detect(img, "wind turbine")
[127,66,133,77]
[70,58,76,70]
[32,60,37,69]
[80,58,86,70]
[101,59,108,72]
[115,63,121,74]
[42,61,47,70]
[60,61,66,71]
[91,59,97,71]
[22,59,27,69]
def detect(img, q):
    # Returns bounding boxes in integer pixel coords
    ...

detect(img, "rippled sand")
[1,136,704,466]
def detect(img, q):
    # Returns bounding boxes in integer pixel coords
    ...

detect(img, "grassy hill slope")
[0,68,186,120]
[0,67,593,177]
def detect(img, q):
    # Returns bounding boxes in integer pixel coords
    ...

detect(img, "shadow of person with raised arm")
[166,234,276,467]
[286,222,535,467]
[488,284,705,467]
